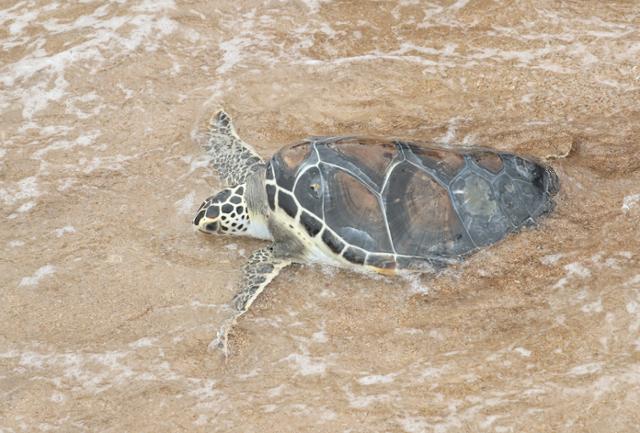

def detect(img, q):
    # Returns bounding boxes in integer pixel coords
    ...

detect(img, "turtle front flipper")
[210,245,291,356]
[205,110,265,186]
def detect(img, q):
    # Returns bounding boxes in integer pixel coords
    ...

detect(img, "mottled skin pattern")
[193,184,249,235]
[194,110,559,355]
[211,246,290,355]
[205,110,263,186]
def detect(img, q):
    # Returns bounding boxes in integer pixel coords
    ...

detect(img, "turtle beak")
[193,207,206,227]
[194,214,220,234]
[199,221,219,234]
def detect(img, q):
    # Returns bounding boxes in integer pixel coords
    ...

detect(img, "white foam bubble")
[398,416,429,433]
[267,384,286,398]
[553,261,591,289]
[175,191,196,216]
[449,0,470,10]
[182,154,210,176]
[132,0,175,13]
[16,201,35,213]
[624,274,640,288]
[403,273,431,295]
[358,374,395,385]
[129,337,157,349]
[188,379,221,401]
[193,414,208,426]
[50,392,66,403]
[581,297,603,314]
[536,62,572,74]
[237,368,260,380]
[568,362,602,376]
[7,9,39,35]
[217,36,258,74]
[540,252,567,265]
[0,176,40,205]
[57,178,76,192]
[300,0,332,13]
[438,116,464,145]
[281,353,327,376]
[117,83,134,99]
[54,226,76,237]
[565,262,591,278]
[513,347,532,358]
[420,365,447,380]
[19,265,56,287]
[80,154,133,174]
[65,91,104,119]
[622,193,640,213]
[344,387,391,409]
[480,415,502,429]
[312,329,328,343]
[262,404,278,413]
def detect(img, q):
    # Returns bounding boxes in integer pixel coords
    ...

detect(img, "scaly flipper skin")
[205,110,265,186]
[209,245,292,356]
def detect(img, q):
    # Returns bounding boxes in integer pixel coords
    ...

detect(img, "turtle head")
[193,184,249,236]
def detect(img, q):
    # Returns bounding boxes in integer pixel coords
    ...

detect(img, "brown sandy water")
[1,1,640,432]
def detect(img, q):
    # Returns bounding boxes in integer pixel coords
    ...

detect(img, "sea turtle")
[194,110,559,354]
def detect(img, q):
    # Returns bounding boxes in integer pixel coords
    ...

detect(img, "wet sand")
[1,1,640,432]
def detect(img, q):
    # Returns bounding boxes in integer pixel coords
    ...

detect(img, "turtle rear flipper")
[205,110,265,186]
[210,245,291,356]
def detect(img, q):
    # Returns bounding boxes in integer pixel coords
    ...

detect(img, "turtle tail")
[534,164,560,217]
[543,165,560,197]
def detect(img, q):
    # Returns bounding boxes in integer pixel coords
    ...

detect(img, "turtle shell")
[266,136,558,271]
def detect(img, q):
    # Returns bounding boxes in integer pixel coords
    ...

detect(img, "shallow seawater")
[1,1,639,432]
